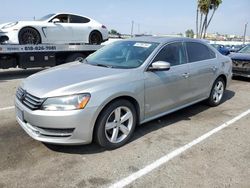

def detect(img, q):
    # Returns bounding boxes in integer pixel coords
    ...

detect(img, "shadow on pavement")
[0,68,45,81]
[232,76,250,82]
[46,89,235,154]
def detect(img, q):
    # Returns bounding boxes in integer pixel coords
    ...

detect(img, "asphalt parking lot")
[0,68,250,188]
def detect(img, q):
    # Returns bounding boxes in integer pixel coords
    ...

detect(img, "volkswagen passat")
[15,37,232,149]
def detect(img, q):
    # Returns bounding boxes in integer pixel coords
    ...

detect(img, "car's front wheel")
[18,27,41,45]
[207,77,225,106]
[94,100,137,149]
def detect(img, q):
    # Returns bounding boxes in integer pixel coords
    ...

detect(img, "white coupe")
[0,13,109,45]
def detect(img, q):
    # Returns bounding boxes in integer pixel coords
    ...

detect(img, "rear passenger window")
[186,42,216,62]
[208,48,216,59]
[70,15,90,23]
[153,42,186,66]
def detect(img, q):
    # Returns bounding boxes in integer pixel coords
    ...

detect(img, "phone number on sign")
[23,46,57,51]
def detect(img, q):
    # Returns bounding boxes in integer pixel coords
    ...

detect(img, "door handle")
[182,73,189,78]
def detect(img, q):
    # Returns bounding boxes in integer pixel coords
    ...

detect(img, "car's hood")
[229,53,250,61]
[21,62,137,98]
[0,21,45,30]
[0,22,16,30]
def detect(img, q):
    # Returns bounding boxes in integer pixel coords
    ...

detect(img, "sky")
[1,0,249,36]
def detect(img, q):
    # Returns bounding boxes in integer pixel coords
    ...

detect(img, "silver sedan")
[15,37,232,149]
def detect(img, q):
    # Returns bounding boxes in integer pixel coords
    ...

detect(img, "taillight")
[102,25,107,29]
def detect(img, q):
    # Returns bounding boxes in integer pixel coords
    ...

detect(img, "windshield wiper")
[95,64,113,68]
[82,59,88,64]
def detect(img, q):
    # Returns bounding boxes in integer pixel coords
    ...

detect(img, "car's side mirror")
[148,61,171,71]
[52,18,60,23]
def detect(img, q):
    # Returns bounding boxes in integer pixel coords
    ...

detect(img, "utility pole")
[243,22,248,44]
[131,21,134,37]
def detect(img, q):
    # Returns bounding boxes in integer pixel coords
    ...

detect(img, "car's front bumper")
[15,97,98,145]
[232,67,250,78]
[232,60,250,78]
[0,29,19,44]
[0,32,9,43]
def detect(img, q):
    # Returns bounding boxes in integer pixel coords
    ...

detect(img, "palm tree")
[196,0,222,38]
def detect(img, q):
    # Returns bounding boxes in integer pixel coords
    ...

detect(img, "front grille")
[232,60,250,68]
[16,87,44,110]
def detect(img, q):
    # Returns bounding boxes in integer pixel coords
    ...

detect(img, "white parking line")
[109,109,250,188]
[0,106,14,111]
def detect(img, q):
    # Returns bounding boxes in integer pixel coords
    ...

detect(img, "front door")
[144,42,192,119]
[44,14,73,43]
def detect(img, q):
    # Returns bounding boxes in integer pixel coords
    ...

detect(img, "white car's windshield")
[238,45,250,53]
[86,41,159,69]
[37,14,56,21]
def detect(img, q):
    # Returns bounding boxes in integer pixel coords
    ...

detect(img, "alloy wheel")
[212,80,224,103]
[105,106,133,144]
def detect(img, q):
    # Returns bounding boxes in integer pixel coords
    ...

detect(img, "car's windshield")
[211,44,219,49]
[238,45,250,53]
[37,14,56,21]
[86,41,159,69]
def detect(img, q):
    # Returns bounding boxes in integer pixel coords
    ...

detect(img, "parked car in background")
[230,45,245,52]
[211,44,230,55]
[0,13,108,45]
[15,37,232,149]
[229,44,250,78]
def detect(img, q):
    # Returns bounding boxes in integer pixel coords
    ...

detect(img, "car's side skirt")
[140,97,208,125]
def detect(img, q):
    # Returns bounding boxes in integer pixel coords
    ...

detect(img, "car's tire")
[66,53,86,63]
[89,31,102,45]
[94,99,137,150]
[207,77,225,107]
[18,27,41,45]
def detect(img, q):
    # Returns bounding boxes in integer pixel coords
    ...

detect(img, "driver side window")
[53,14,69,23]
[153,42,186,66]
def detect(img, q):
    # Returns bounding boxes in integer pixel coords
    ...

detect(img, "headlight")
[41,93,90,111]
[2,22,18,29]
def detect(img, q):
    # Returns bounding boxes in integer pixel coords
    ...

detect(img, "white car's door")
[68,15,92,42]
[43,14,74,43]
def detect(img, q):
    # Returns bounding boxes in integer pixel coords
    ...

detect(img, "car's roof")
[54,12,92,19]
[125,36,207,44]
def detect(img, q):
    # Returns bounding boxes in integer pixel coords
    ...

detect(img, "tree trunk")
[206,8,216,30]
[199,13,203,38]
[203,8,217,38]
[196,8,199,38]
[201,13,208,38]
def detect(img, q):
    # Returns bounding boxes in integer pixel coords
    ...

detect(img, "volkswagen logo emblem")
[21,90,27,101]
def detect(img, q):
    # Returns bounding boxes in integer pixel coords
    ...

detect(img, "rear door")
[185,42,217,100]
[68,15,92,42]
[144,42,192,119]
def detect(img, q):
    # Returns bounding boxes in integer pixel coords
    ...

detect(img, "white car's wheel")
[66,53,86,63]
[89,31,102,45]
[18,27,41,45]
